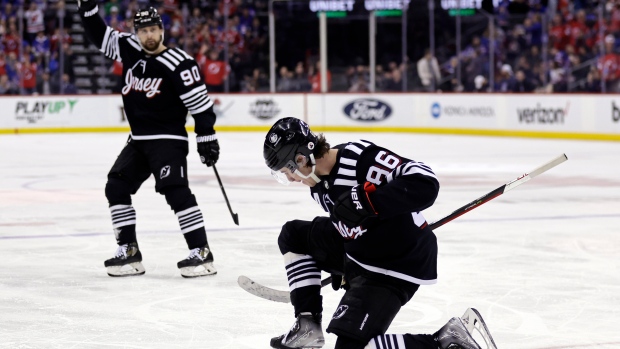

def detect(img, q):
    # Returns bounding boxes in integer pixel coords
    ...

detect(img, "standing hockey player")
[78,3,220,278]
[263,117,498,349]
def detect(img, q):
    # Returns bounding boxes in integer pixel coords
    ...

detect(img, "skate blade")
[106,262,145,277]
[461,308,499,349]
[179,262,217,278]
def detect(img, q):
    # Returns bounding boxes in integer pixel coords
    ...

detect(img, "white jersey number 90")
[180,66,201,86]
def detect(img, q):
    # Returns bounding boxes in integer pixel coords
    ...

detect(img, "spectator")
[105,6,124,25]
[290,62,311,92]
[598,34,620,91]
[24,3,44,44]
[384,69,403,92]
[474,75,489,92]
[0,52,6,76]
[60,73,77,94]
[203,50,228,93]
[21,58,38,95]
[549,61,568,92]
[36,71,59,95]
[417,49,441,92]
[585,66,602,92]
[50,28,72,53]
[511,70,536,92]
[349,75,370,92]
[33,31,51,58]
[276,65,293,92]
[309,60,332,92]
[497,64,516,91]
[2,25,22,56]
[0,74,18,95]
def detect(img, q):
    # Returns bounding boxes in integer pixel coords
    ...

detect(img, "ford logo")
[343,99,392,121]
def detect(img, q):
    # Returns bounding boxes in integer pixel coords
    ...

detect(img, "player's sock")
[109,204,137,244]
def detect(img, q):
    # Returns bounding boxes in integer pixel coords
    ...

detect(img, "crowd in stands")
[420,0,620,93]
[2,0,619,95]
[1,0,76,95]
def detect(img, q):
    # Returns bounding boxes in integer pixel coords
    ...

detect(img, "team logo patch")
[269,133,279,144]
[307,142,315,150]
[160,165,171,179]
[332,305,349,320]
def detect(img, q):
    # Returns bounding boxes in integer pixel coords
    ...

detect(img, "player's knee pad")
[162,185,197,212]
[277,220,312,255]
[326,280,402,343]
[104,178,132,205]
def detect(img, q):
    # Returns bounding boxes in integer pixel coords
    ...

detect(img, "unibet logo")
[15,100,78,123]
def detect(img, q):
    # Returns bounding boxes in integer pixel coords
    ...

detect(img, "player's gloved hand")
[196,133,220,167]
[332,182,378,228]
[77,0,97,12]
[330,274,349,291]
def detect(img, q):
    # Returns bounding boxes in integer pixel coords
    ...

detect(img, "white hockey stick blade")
[237,275,291,303]
[461,308,498,349]
[504,153,567,192]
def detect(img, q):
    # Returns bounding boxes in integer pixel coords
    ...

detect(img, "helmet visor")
[270,159,299,185]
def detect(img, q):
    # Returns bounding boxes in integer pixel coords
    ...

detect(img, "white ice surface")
[1,132,619,349]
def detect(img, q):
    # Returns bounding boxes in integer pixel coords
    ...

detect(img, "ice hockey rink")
[1,130,619,349]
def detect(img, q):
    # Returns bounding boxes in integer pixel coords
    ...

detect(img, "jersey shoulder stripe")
[156,48,195,71]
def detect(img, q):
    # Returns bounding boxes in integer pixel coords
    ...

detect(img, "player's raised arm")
[77,0,138,62]
[168,57,219,167]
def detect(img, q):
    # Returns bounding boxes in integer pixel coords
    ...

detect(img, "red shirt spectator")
[598,53,620,80]
[549,15,569,50]
[310,69,332,92]
[3,32,21,56]
[50,30,73,53]
[21,62,37,89]
[0,54,6,76]
[202,51,228,92]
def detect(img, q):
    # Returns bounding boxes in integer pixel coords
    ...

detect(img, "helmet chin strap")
[293,154,322,183]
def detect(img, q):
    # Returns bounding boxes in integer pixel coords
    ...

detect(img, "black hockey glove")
[330,274,349,291]
[332,182,378,228]
[77,0,97,13]
[196,133,220,167]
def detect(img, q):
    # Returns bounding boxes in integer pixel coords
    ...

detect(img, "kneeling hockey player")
[263,117,498,349]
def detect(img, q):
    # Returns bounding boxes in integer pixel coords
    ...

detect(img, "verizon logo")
[517,102,570,124]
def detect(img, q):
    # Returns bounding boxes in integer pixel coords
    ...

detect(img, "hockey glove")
[197,133,220,167]
[332,182,378,228]
[330,274,349,291]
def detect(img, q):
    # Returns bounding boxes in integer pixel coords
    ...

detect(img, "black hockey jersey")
[311,140,440,285]
[80,9,215,140]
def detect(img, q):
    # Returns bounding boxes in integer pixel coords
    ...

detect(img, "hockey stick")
[212,164,239,225]
[238,154,568,303]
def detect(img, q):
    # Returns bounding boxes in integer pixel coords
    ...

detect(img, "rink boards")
[1,93,619,141]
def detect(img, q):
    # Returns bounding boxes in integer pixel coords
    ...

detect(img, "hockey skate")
[460,308,498,349]
[270,312,325,349]
[434,308,498,349]
[104,242,145,277]
[177,245,216,278]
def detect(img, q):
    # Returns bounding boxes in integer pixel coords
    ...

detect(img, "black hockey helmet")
[263,117,318,172]
[134,7,163,31]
